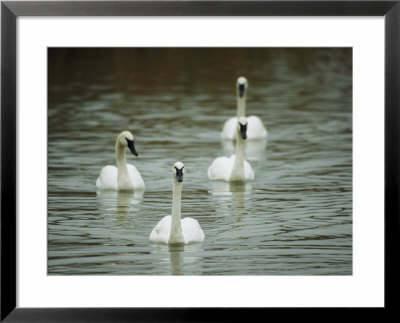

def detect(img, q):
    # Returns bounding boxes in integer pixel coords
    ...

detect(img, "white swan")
[221,76,267,140]
[208,117,255,182]
[96,131,145,191]
[150,162,205,245]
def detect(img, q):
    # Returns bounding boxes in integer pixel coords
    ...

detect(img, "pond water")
[48,48,352,275]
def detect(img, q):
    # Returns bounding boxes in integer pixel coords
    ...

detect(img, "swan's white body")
[220,77,267,140]
[150,216,205,244]
[150,162,205,245]
[207,154,254,182]
[96,131,145,191]
[209,117,255,182]
[221,116,267,140]
[96,164,145,191]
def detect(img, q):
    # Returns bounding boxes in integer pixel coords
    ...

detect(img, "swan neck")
[237,96,246,118]
[230,130,246,181]
[115,140,131,189]
[116,141,126,166]
[169,179,184,244]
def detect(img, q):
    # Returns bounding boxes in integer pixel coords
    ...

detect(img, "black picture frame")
[1,1,399,321]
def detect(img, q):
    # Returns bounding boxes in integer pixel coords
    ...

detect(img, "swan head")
[237,77,248,98]
[173,161,184,183]
[238,117,248,140]
[118,131,138,156]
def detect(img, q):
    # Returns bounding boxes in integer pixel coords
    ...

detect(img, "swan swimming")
[208,117,255,182]
[96,131,145,191]
[149,162,205,244]
[221,76,267,140]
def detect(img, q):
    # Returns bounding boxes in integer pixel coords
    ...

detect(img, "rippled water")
[48,48,352,275]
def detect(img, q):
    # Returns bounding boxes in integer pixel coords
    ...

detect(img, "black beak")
[176,168,183,182]
[240,123,247,140]
[127,139,138,156]
[238,83,245,98]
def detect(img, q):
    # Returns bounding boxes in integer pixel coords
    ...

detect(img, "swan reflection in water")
[96,190,143,223]
[150,243,203,275]
[209,181,251,219]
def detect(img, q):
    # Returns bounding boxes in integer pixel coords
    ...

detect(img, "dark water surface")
[48,48,352,275]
